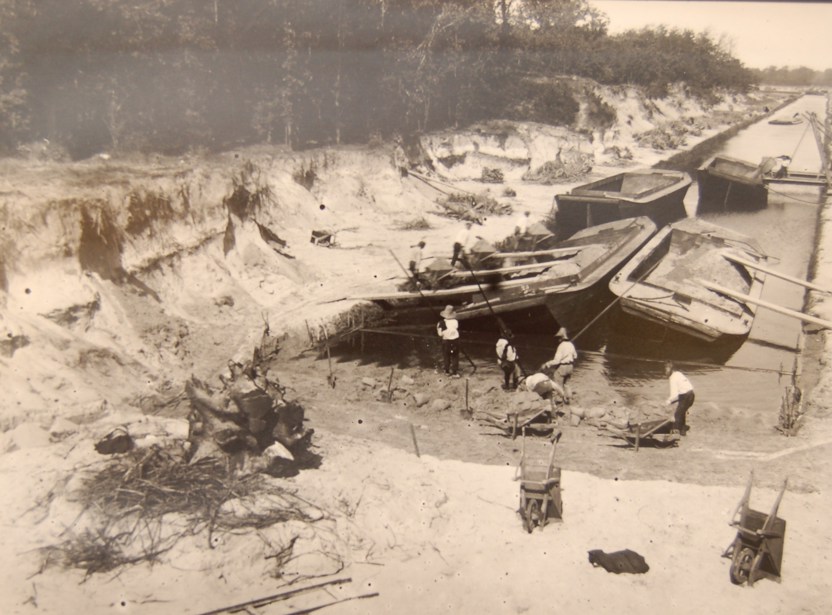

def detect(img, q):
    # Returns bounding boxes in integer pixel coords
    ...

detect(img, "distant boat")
[353,216,657,330]
[768,114,802,125]
[696,155,768,213]
[554,169,691,240]
[609,218,767,343]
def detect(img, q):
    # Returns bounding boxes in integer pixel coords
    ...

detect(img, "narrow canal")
[335,94,829,416]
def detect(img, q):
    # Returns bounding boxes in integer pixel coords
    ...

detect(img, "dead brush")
[44,446,315,576]
[396,217,432,231]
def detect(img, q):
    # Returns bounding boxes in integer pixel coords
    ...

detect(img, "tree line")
[752,66,832,88]
[0,0,756,159]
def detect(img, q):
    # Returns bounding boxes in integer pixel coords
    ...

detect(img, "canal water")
[335,95,829,414]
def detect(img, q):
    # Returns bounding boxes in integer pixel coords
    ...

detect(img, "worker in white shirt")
[520,372,565,401]
[513,210,532,250]
[408,240,426,283]
[451,221,473,267]
[436,305,461,377]
[515,210,530,234]
[495,329,522,390]
[541,328,577,403]
[665,362,695,435]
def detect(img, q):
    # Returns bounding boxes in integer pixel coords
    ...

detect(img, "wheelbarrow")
[722,472,788,586]
[606,417,680,450]
[515,430,563,533]
[478,405,555,439]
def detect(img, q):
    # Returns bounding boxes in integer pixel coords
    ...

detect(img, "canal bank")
[800,92,832,424]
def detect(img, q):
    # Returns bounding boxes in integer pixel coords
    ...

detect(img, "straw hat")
[555,327,568,338]
[440,305,457,319]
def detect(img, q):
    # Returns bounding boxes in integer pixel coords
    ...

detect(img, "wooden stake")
[465,378,469,412]
[409,423,421,458]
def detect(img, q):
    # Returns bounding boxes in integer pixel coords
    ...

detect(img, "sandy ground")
[2,87,832,614]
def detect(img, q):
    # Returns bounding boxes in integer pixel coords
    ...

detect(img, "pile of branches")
[436,192,512,223]
[634,123,689,150]
[45,446,315,576]
[522,153,593,184]
[480,167,505,183]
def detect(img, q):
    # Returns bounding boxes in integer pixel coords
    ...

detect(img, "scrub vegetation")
[0,0,756,159]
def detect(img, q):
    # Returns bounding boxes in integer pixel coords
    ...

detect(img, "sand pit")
[3,87,831,614]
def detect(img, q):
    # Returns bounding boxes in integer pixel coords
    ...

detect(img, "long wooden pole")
[696,279,832,329]
[722,253,832,294]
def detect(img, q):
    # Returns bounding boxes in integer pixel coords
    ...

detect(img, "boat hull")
[554,169,691,240]
[454,217,657,330]
[697,155,767,213]
[609,218,767,343]
[356,217,658,333]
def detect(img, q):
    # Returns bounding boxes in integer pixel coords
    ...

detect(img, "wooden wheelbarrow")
[722,472,788,586]
[515,430,563,533]
[478,405,555,439]
[605,417,680,450]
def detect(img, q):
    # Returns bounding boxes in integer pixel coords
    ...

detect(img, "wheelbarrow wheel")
[524,499,541,533]
[730,546,755,585]
[519,492,532,533]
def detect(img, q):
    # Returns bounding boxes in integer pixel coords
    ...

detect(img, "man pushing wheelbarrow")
[665,362,695,436]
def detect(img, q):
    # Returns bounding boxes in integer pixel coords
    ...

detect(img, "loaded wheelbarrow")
[606,417,680,450]
[722,472,788,586]
[479,405,555,439]
[515,430,563,533]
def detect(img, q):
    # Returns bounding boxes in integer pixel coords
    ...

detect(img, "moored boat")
[696,155,768,213]
[608,218,767,343]
[354,216,657,331]
[768,114,802,125]
[554,169,691,240]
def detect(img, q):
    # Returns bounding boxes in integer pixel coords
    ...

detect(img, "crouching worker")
[496,329,522,390]
[666,362,695,436]
[520,372,566,402]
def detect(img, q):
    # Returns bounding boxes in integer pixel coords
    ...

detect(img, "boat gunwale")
[558,170,692,205]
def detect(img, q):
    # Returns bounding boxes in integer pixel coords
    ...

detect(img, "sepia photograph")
[1,1,831,613]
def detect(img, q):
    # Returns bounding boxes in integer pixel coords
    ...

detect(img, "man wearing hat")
[495,328,522,390]
[541,327,577,403]
[437,305,461,377]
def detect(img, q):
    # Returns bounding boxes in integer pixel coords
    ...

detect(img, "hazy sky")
[591,1,832,71]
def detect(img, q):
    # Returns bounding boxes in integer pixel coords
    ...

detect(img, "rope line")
[767,185,827,206]
[352,327,794,375]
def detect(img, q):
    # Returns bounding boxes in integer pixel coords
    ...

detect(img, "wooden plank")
[484,244,601,259]
[447,260,560,277]
[723,252,832,294]
[696,279,832,330]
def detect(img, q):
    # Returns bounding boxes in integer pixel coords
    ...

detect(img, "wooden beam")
[447,261,556,277]
[696,279,832,330]
[484,244,600,259]
[722,253,832,294]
